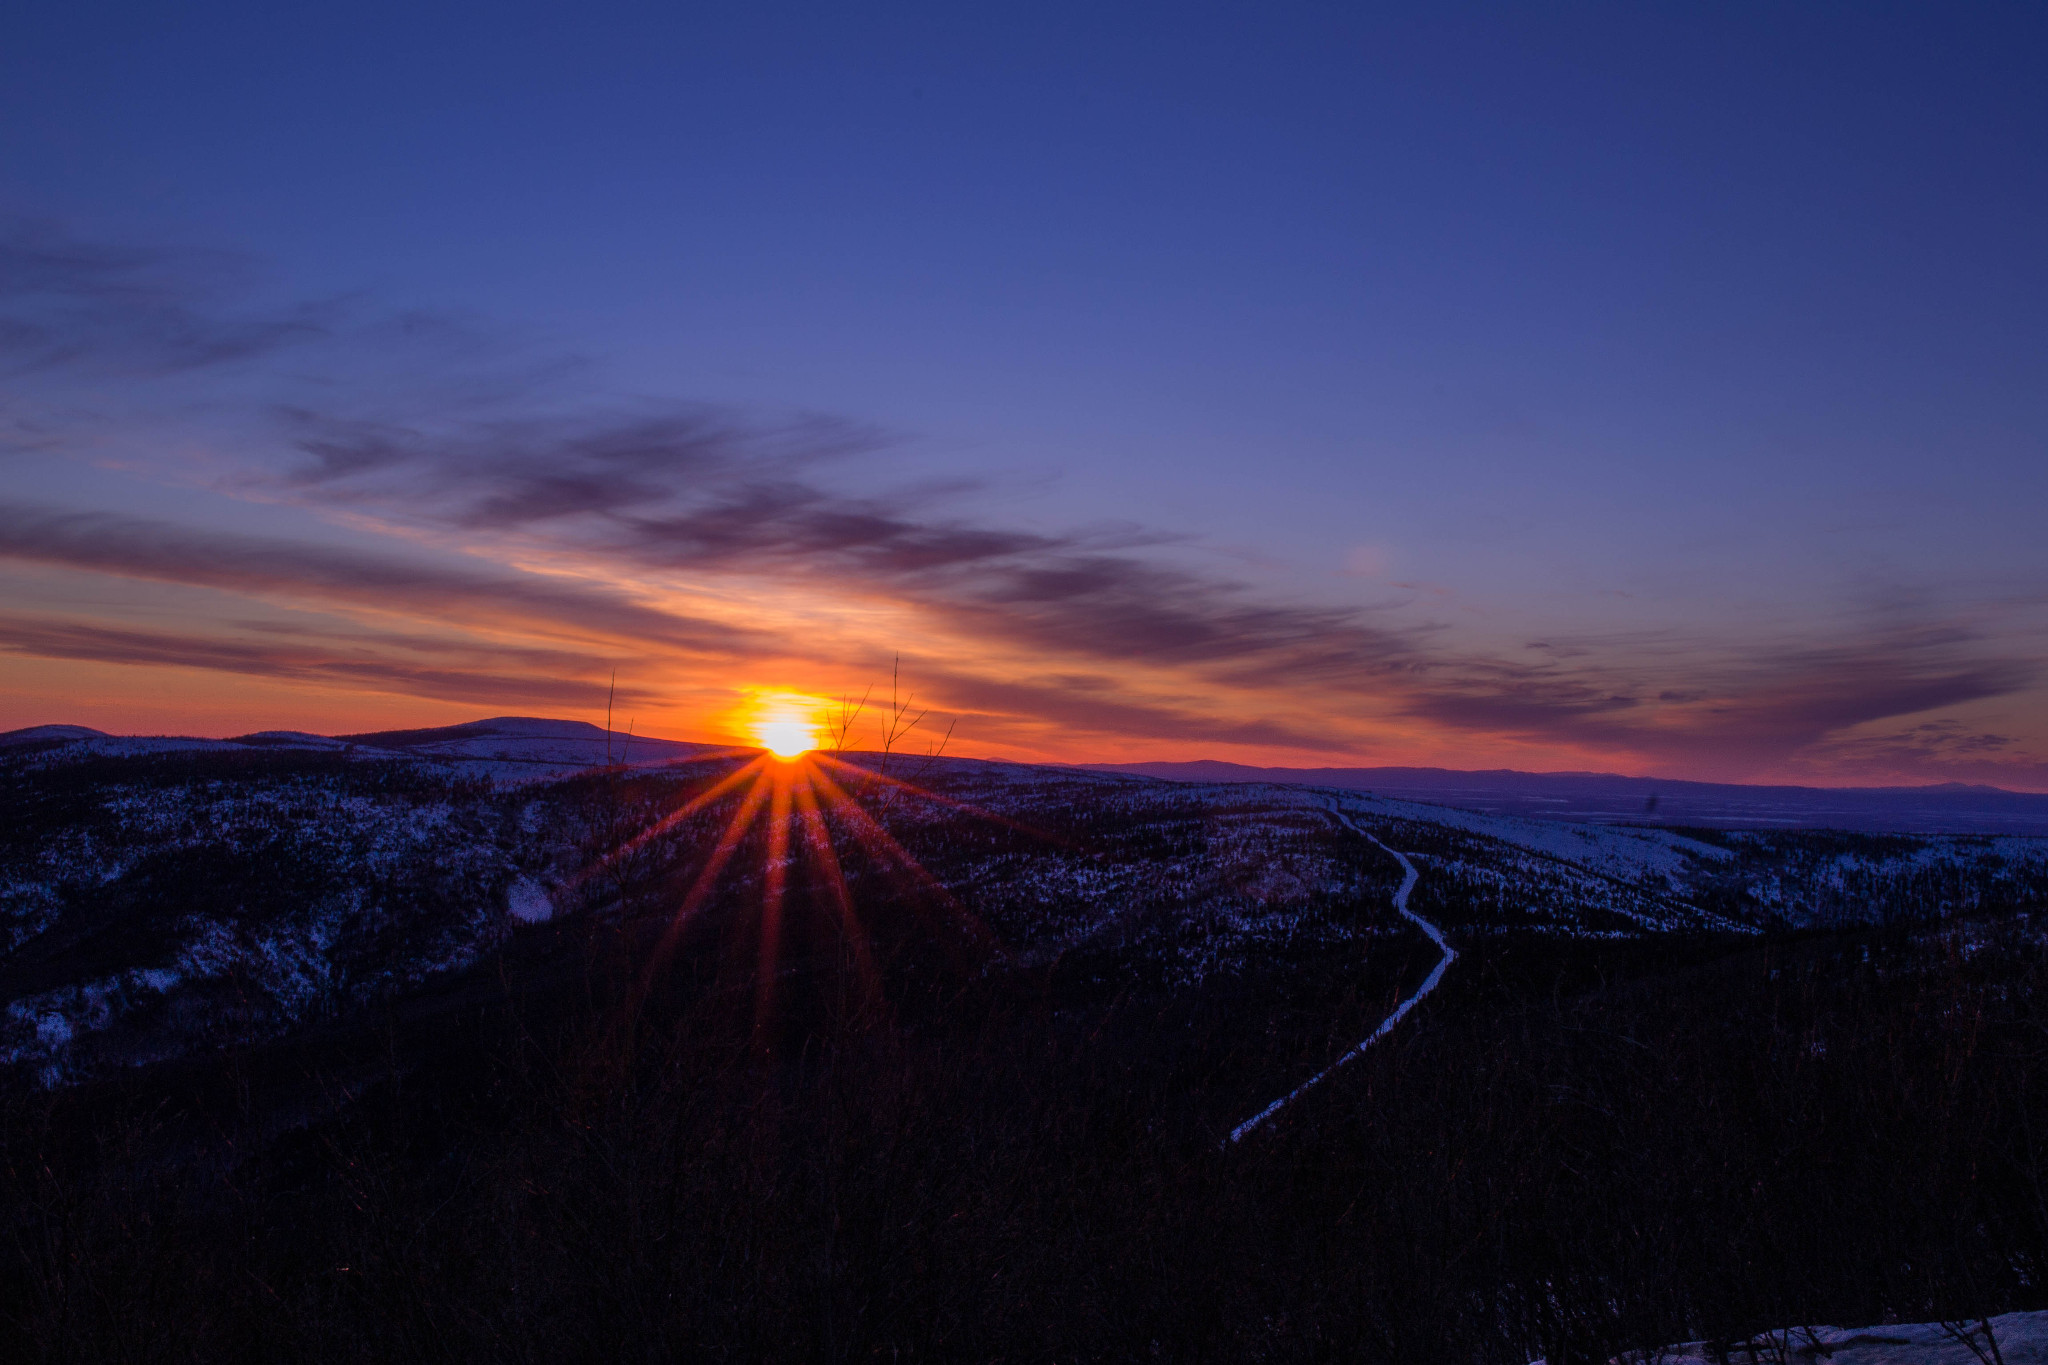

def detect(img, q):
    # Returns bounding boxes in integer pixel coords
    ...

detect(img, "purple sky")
[2,2,2044,786]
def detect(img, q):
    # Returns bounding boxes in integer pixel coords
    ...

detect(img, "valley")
[4,721,2047,1360]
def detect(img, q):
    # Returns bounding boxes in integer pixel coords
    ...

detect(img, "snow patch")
[1551,1309,2048,1363]
[507,876,554,923]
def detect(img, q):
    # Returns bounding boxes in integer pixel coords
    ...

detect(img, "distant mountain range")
[6,718,2047,835]
[1082,760,2048,835]
[0,715,719,780]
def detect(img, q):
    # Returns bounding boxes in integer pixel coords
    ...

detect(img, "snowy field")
[1534,1310,2048,1363]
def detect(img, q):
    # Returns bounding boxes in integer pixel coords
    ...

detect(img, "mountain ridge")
[6,720,2047,832]
[1081,758,2030,797]
[0,714,717,780]
[1082,759,2048,834]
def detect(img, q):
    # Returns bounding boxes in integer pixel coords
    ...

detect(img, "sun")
[736,690,826,759]
[754,716,816,759]
[579,702,1001,1040]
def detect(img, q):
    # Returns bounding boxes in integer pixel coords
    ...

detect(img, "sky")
[1,1,2044,786]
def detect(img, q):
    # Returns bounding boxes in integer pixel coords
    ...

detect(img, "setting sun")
[738,690,829,759]
[755,716,816,758]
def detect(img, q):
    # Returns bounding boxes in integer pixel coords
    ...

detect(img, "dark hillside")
[6,913,2044,1361]
[3,750,2047,1360]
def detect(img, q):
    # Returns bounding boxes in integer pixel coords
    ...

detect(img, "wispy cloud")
[272,407,1427,687]
[0,220,335,377]
[0,501,769,659]
[1405,625,2038,774]
[0,614,640,711]
[5,216,2042,783]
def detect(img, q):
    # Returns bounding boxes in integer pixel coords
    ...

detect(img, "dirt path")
[1225,803,1457,1145]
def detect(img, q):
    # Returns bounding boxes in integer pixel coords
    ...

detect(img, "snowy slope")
[1539,1309,2048,1364]
[337,715,717,765]
[0,715,725,783]
[1337,790,1732,880]
[6,739,2046,1086]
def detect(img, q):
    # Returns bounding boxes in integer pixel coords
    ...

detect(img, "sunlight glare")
[756,717,815,758]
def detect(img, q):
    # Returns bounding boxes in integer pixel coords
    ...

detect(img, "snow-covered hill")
[0,715,721,782]
[4,733,2046,1087]
[1533,1309,2048,1363]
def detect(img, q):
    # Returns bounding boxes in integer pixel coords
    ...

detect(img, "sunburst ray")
[790,765,882,1011]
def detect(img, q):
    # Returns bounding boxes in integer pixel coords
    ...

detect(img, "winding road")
[1225,804,1457,1145]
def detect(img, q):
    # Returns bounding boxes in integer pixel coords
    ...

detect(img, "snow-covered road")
[1225,805,1457,1145]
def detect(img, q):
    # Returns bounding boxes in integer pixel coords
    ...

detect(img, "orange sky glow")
[5,530,2043,791]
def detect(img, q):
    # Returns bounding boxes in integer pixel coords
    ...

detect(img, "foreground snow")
[1533,1310,2048,1363]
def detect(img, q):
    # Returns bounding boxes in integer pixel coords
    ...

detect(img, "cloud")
[268,408,1428,692]
[27,430,2033,772]
[0,220,334,377]
[1861,720,2017,757]
[6,217,2043,780]
[281,407,887,522]
[908,664,1337,751]
[1403,629,2037,774]
[0,501,771,660]
[1795,714,2047,786]
[0,614,641,711]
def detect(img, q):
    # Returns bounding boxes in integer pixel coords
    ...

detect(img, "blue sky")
[2,1,2044,784]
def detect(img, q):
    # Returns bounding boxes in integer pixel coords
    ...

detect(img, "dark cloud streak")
[1406,636,2036,770]
[8,217,2041,775]
[0,501,771,661]
[265,409,2045,768]
[279,410,1428,685]
[0,615,648,711]
[0,220,335,377]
